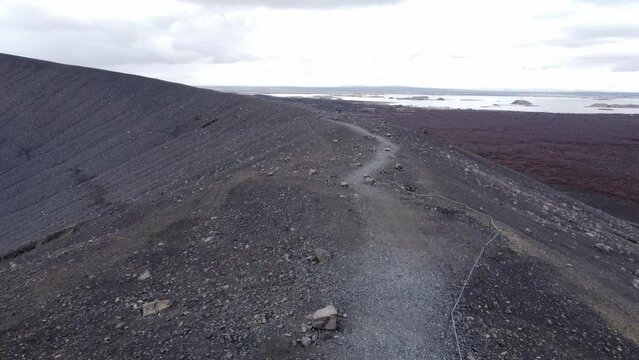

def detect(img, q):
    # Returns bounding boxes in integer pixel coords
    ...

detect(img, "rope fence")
[373,177,504,360]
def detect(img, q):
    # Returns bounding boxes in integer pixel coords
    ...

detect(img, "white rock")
[311,305,339,330]
[142,299,172,316]
[301,336,312,347]
[594,243,612,253]
[137,270,151,281]
[313,305,337,320]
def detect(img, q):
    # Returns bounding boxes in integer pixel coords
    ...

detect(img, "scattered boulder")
[267,172,275,177]
[594,243,613,253]
[9,262,17,271]
[340,181,348,187]
[384,147,391,151]
[394,163,403,170]
[308,168,317,175]
[633,278,639,289]
[115,322,126,330]
[332,139,338,143]
[364,176,375,185]
[301,336,312,347]
[313,248,331,264]
[635,269,639,278]
[311,305,338,330]
[137,270,151,281]
[142,299,172,316]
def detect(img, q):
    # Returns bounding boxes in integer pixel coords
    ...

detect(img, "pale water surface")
[270,93,639,114]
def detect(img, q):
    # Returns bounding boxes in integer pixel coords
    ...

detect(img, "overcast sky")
[1,0,639,91]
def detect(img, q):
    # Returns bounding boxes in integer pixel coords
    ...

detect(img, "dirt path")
[329,119,453,359]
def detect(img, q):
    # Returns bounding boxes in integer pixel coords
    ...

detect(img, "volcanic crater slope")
[1,54,638,359]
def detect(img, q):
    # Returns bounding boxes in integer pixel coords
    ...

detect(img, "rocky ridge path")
[328,119,455,359]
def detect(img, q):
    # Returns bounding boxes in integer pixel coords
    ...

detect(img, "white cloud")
[183,0,405,9]
[1,0,638,91]
[0,1,255,66]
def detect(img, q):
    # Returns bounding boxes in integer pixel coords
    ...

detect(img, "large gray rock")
[314,248,332,264]
[311,305,338,330]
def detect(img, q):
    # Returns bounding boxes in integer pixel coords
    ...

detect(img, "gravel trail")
[330,119,453,359]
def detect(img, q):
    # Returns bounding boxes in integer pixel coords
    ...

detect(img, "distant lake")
[269,93,639,114]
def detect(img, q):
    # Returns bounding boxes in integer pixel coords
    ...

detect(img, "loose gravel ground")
[1,54,638,359]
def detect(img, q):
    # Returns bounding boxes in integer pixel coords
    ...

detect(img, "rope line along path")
[376,180,504,360]
[329,118,504,359]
